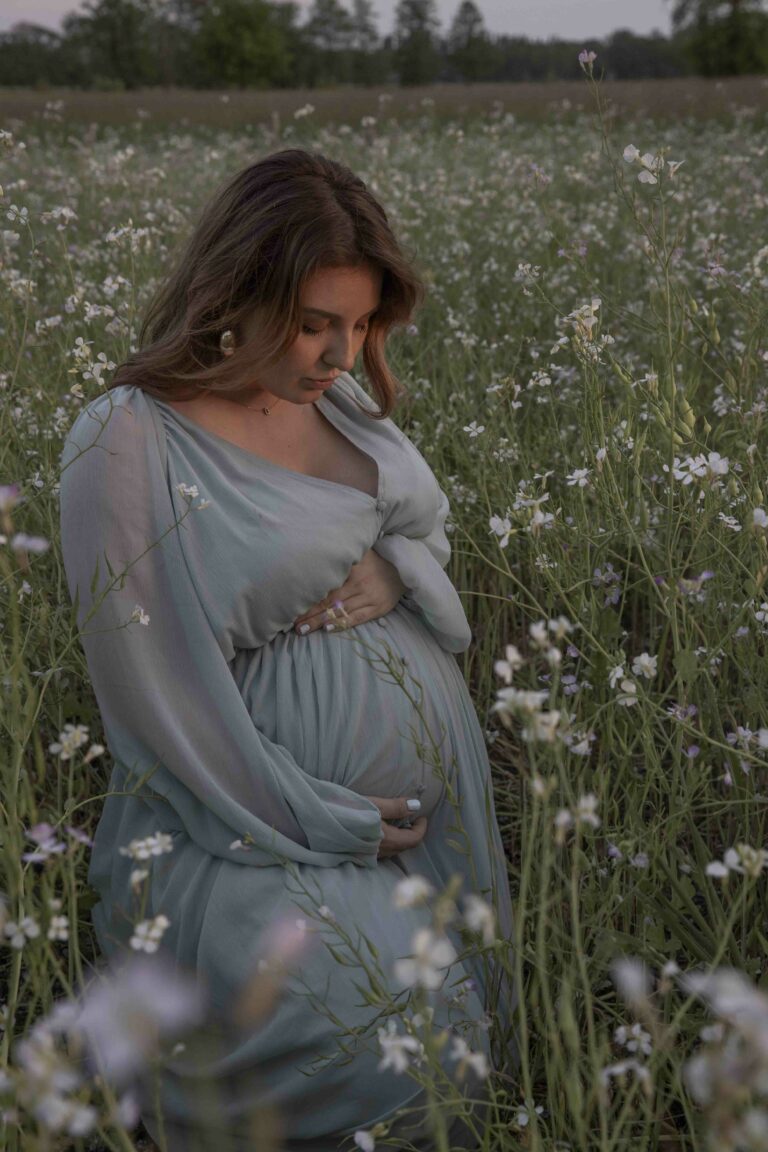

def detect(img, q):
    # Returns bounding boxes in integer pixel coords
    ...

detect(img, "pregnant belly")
[230,604,463,821]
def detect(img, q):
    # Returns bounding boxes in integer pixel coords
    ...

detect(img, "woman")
[59,148,515,1151]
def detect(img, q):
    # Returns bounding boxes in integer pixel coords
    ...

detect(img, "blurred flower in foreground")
[45,952,205,1087]
[377,1018,425,1074]
[233,913,315,1027]
[394,928,457,991]
[683,967,768,1148]
[611,957,653,1012]
[706,843,768,880]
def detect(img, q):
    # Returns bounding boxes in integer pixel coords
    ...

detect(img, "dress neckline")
[150,381,383,507]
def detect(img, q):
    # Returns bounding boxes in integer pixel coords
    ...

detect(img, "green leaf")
[89,551,101,597]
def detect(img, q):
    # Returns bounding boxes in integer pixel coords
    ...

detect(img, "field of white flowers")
[2,61,768,1151]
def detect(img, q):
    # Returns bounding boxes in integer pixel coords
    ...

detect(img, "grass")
[2,64,768,1151]
[1,75,768,128]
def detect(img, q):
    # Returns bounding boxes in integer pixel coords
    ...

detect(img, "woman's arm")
[59,390,382,870]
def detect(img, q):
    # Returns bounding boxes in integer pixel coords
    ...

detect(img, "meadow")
[2,63,768,1151]
[2,75,768,128]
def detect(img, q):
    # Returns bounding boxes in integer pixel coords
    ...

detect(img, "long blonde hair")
[109,148,426,419]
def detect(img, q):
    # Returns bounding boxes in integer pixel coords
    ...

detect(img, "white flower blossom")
[119,833,175,861]
[49,724,90,760]
[376,1018,424,1074]
[489,514,513,549]
[493,644,525,684]
[3,915,41,949]
[394,928,457,991]
[449,1035,490,1080]
[615,678,639,707]
[631,652,657,680]
[129,914,170,954]
[463,894,496,945]
[566,467,591,487]
[392,875,434,908]
[706,844,768,880]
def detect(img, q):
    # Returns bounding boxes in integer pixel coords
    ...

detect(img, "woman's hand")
[364,795,428,858]
[293,548,407,636]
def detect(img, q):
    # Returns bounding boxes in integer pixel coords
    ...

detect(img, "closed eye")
[302,322,370,336]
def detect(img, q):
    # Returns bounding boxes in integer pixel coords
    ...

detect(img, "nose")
[322,327,360,373]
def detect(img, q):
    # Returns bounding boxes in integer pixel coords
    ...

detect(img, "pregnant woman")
[59,148,515,1151]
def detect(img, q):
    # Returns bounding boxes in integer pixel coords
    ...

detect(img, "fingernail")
[324,622,336,632]
[406,798,421,811]
[298,623,310,635]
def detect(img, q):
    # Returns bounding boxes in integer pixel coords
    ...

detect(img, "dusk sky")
[1,0,672,41]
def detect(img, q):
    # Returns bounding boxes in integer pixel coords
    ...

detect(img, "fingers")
[293,594,373,636]
[366,795,422,823]
[294,597,348,635]
[378,816,428,857]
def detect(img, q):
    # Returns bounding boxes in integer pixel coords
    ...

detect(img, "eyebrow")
[302,306,379,320]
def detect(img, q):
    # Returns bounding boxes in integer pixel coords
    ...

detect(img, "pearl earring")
[219,329,236,357]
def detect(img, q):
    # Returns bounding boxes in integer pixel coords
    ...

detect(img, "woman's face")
[238,263,383,407]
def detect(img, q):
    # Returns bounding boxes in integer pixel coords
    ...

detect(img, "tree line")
[1,0,766,90]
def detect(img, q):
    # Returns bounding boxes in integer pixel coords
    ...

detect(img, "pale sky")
[1,0,672,41]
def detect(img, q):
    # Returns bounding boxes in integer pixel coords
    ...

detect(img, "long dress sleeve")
[329,371,473,657]
[373,486,473,654]
[59,391,383,870]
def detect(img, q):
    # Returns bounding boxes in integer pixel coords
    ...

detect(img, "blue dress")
[59,373,515,1151]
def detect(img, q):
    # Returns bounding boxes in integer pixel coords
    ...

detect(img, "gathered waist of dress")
[228,606,466,823]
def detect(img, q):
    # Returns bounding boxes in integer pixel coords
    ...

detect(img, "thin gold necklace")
[237,396,283,416]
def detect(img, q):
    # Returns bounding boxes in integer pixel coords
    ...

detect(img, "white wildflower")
[3,915,41,950]
[548,615,574,641]
[493,644,525,684]
[49,724,90,760]
[463,894,496,946]
[377,1018,424,1074]
[631,652,657,680]
[529,619,549,649]
[566,467,591,487]
[449,1035,490,1080]
[394,928,457,991]
[615,678,639,707]
[129,914,170,954]
[521,709,561,743]
[392,875,434,908]
[489,514,513,549]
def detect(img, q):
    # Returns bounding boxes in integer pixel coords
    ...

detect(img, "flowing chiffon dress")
[58,373,515,1152]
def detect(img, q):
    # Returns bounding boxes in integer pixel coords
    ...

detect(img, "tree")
[350,0,380,51]
[192,0,293,88]
[392,0,441,85]
[300,0,356,84]
[665,0,768,73]
[347,0,388,85]
[604,28,687,78]
[302,0,356,53]
[445,0,492,80]
[60,0,164,88]
[0,24,68,86]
